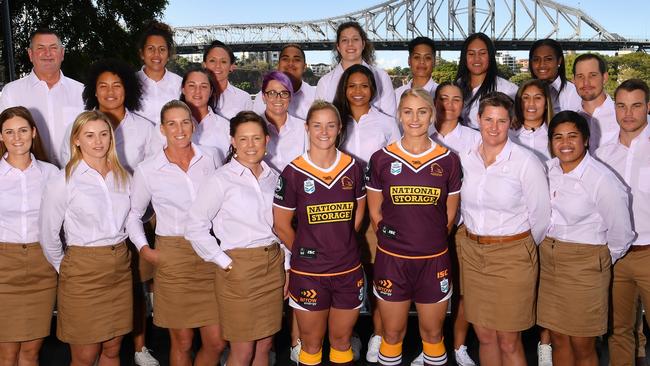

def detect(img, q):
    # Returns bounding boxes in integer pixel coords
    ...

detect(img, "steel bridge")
[173,0,650,55]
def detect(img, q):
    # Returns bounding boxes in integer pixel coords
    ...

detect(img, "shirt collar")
[227,157,272,178]
[153,143,204,171]
[0,153,42,175]
[28,70,65,87]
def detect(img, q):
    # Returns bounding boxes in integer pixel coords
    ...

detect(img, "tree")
[497,63,515,80]
[510,72,532,86]
[431,60,458,83]
[1,0,168,82]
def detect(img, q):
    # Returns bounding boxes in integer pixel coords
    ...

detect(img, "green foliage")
[497,63,515,80]
[167,56,198,76]
[431,60,458,83]
[2,0,168,82]
[510,72,532,86]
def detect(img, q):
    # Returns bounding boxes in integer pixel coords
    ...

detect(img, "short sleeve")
[354,161,366,200]
[365,151,383,192]
[273,167,297,210]
[448,152,462,195]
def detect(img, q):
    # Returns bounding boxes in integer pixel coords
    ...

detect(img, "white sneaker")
[410,352,424,366]
[290,339,301,365]
[366,334,382,363]
[351,334,362,361]
[134,346,160,366]
[537,342,553,366]
[455,345,476,366]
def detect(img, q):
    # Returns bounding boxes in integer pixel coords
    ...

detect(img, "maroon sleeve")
[273,166,297,209]
[365,150,383,191]
[448,151,462,194]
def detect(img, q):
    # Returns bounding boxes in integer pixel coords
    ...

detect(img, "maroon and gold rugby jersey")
[274,151,366,275]
[366,140,462,257]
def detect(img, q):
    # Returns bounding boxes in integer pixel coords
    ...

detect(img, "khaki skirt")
[537,237,611,337]
[215,243,285,342]
[57,242,132,344]
[153,236,219,329]
[0,242,57,342]
[459,230,538,332]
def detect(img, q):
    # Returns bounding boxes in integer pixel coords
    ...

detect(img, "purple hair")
[262,71,293,99]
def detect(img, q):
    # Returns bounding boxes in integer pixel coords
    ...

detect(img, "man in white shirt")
[253,44,316,120]
[573,53,619,152]
[0,29,84,167]
[596,79,650,366]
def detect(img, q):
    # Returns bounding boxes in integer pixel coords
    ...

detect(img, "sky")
[162,0,650,68]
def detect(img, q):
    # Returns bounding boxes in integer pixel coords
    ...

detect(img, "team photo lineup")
[0,16,649,366]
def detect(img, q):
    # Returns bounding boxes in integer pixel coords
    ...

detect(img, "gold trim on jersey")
[289,153,355,189]
[378,245,448,259]
[384,142,450,172]
[290,263,362,277]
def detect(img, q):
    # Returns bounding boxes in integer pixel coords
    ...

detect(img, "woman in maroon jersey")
[366,88,462,366]
[273,100,366,366]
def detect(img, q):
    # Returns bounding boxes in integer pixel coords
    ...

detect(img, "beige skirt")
[0,242,57,342]
[57,242,132,344]
[153,236,219,329]
[215,243,285,342]
[459,230,538,332]
[537,237,611,336]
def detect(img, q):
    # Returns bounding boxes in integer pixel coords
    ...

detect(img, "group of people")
[0,17,648,366]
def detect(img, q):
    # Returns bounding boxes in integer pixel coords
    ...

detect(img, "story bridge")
[172,0,650,54]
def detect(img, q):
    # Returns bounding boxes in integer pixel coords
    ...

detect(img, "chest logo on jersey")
[390,161,402,175]
[341,176,354,190]
[303,179,316,194]
[306,202,354,224]
[430,163,444,176]
[389,186,441,205]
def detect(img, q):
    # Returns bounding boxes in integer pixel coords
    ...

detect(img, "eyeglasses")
[265,90,291,99]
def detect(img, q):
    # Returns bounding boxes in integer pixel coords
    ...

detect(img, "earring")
[264,150,268,156]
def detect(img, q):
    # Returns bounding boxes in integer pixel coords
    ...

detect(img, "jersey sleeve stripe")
[449,189,461,195]
[365,185,382,192]
[272,202,297,211]
[356,193,367,201]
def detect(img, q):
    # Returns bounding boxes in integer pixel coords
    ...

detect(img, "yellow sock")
[422,339,447,365]
[299,348,322,365]
[378,339,402,365]
[329,347,353,364]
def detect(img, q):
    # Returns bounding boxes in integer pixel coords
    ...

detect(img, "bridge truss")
[173,0,650,54]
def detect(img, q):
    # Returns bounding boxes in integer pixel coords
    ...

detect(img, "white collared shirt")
[578,94,620,152]
[394,78,438,106]
[264,114,307,172]
[185,159,290,269]
[431,123,481,156]
[315,61,397,116]
[462,76,518,130]
[340,107,401,165]
[549,76,582,115]
[192,109,230,161]
[547,153,634,262]
[509,124,552,162]
[40,161,131,271]
[60,110,163,173]
[0,156,58,243]
[136,68,182,125]
[126,145,219,250]
[460,139,551,244]
[596,125,650,246]
[0,71,84,167]
[253,81,316,120]
[217,82,253,120]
